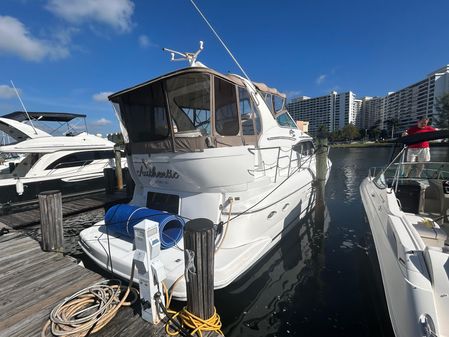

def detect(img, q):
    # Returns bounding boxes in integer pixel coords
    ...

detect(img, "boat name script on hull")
[137,166,180,179]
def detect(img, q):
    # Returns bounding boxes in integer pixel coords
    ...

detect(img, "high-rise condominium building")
[287,91,358,135]
[362,65,449,133]
[360,96,383,129]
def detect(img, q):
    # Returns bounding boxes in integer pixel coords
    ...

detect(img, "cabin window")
[214,77,239,136]
[166,73,211,136]
[273,95,285,113]
[46,151,114,170]
[119,81,169,142]
[276,112,297,129]
[261,92,274,113]
[238,87,261,135]
[293,141,314,156]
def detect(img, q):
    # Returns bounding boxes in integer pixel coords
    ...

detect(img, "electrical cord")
[154,292,190,337]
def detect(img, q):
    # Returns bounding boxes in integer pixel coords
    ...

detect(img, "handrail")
[248,145,314,182]
[369,161,449,190]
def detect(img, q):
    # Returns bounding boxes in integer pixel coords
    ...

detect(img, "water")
[216,146,449,337]
[212,147,394,337]
[22,146,448,336]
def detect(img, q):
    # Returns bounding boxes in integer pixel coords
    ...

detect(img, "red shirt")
[406,125,436,148]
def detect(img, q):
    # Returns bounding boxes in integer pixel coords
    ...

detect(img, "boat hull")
[0,174,105,214]
[360,178,438,337]
[79,167,318,300]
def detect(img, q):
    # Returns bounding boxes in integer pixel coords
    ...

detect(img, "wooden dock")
[0,227,169,337]
[0,191,130,229]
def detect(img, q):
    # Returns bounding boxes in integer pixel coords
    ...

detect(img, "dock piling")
[38,190,64,252]
[316,137,329,183]
[104,167,116,194]
[183,218,215,320]
[114,145,124,191]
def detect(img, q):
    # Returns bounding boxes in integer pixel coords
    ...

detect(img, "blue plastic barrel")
[104,204,185,249]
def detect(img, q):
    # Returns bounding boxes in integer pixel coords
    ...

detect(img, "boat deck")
[0,227,170,337]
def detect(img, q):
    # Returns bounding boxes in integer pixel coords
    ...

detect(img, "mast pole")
[10,80,38,135]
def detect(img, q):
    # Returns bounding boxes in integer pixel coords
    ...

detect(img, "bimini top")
[2,111,86,122]
[396,130,449,145]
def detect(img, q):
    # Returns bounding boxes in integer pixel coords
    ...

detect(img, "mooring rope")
[162,282,223,337]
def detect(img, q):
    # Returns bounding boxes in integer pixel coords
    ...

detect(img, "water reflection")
[216,181,330,337]
[216,147,398,337]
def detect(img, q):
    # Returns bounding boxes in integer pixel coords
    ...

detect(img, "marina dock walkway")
[0,191,130,229]
[0,227,168,337]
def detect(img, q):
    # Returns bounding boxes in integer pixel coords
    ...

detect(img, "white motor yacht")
[360,130,449,337]
[0,111,123,212]
[79,48,331,300]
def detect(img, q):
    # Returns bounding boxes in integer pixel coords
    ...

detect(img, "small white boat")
[79,45,331,300]
[0,111,124,211]
[360,130,449,337]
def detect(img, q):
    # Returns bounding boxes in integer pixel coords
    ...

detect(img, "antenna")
[163,41,205,67]
[189,0,252,82]
[10,80,38,135]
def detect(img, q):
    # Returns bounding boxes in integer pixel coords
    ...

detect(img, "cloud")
[138,34,157,48]
[46,0,135,33]
[0,16,69,61]
[316,74,327,85]
[92,91,113,102]
[0,85,18,99]
[92,118,112,126]
[52,27,80,45]
[286,89,302,98]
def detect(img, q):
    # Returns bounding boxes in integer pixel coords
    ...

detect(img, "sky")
[1,0,449,134]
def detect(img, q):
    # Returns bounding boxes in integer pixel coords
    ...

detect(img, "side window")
[263,93,274,114]
[239,87,263,135]
[46,151,113,170]
[293,141,314,156]
[273,95,285,113]
[239,88,254,135]
[303,141,314,155]
[276,112,298,129]
[215,77,239,136]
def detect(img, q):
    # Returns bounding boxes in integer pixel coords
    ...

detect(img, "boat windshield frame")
[371,144,449,190]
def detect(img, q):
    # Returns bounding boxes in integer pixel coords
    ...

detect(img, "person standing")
[402,117,436,177]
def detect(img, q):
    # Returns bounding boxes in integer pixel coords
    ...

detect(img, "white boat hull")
[361,177,449,337]
[80,165,319,300]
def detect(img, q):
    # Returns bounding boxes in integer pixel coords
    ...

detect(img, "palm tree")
[435,93,449,129]
[386,118,399,138]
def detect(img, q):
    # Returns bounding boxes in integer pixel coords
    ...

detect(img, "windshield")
[166,73,211,135]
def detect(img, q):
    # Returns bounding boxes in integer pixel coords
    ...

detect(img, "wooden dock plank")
[0,229,173,337]
[2,272,102,337]
[0,191,130,229]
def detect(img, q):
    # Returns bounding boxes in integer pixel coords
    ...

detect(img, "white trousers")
[407,147,430,162]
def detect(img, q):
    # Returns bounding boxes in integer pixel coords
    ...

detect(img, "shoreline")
[329,142,447,148]
[329,142,393,148]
